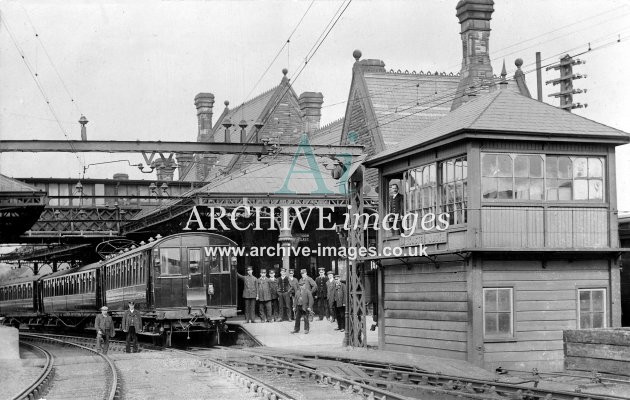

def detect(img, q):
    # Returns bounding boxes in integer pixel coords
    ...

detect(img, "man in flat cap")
[122,301,142,353]
[298,268,317,294]
[277,268,291,321]
[268,269,279,322]
[257,268,272,322]
[234,266,258,323]
[95,306,115,354]
[291,280,314,334]
[326,270,336,323]
[287,269,299,321]
[332,275,347,332]
[314,267,329,321]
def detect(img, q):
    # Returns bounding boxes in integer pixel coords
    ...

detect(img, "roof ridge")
[314,117,344,132]
[385,69,460,77]
[230,84,280,116]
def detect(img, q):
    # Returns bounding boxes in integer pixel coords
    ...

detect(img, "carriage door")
[186,248,205,307]
[207,252,234,307]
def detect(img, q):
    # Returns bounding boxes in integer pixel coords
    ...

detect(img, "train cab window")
[159,248,182,275]
[189,248,201,275]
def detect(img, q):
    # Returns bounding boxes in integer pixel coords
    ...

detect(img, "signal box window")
[483,288,513,338]
[578,288,606,329]
[160,248,182,275]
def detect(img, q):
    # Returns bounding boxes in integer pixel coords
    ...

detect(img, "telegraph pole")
[545,54,587,112]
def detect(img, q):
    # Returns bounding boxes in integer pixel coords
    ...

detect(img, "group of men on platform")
[235,266,346,334]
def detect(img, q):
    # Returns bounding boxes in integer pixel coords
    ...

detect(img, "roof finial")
[224,100,230,108]
[282,68,288,77]
[499,59,508,89]
[353,49,362,61]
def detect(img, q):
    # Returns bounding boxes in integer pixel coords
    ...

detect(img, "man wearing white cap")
[95,306,115,354]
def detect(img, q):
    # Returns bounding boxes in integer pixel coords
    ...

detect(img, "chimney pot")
[298,92,324,134]
[195,92,215,142]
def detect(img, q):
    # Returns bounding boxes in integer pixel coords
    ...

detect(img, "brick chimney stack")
[451,0,495,111]
[298,92,324,134]
[194,93,215,142]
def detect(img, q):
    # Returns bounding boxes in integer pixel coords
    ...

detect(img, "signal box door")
[186,248,206,307]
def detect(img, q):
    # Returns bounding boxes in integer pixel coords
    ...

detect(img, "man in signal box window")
[388,181,403,235]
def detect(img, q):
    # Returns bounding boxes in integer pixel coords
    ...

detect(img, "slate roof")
[368,89,630,164]
[363,71,460,148]
[0,174,42,193]
[194,156,347,196]
[310,118,344,145]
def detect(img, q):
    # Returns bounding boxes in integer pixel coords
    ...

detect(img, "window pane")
[446,161,454,183]
[485,315,497,333]
[546,157,558,179]
[455,159,463,180]
[482,178,497,199]
[189,249,201,274]
[514,156,528,178]
[498,313,511,333]
[592,313,604,328]
[574,158,587,178]
[160,248,182,275]
[558,180,572,200]
[498,289,511,311]
[530,178,544,200]
[592,290,604,310]
[429,164,436,183]
[580,314,591,329]
[484,290,497,311]
[529,156,543,178]
[558,157,572,178]
[514,178,529,200]
[482,154,497,177]
[589,180,603,200]
[497,155,513,177]
[497,178,513,199]
[579,290,591,312]
[588,158,603,178]
[574,180,588,200]
[422,167,430,184]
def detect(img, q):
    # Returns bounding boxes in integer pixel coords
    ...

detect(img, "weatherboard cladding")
[369,89,630,163]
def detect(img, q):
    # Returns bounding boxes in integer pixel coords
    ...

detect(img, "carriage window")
[160,248,182,275]
[189,249,201,276]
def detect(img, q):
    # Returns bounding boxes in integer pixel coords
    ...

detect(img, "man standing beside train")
[234,266,258,323]
[291,280,314,334]
[314,267,329,321]
[326,270,336,324]
[122,301,142,353]
[257,268,273,322]
[95,306,115,354]
[277,268,291,321]
[287,269,299,321]
[332,275,346,332]
[268,269,279,322]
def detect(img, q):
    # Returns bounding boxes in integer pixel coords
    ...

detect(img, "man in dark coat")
[332,275,347,332]
[291,280,314,334]
[235,266,258,323]
[314,267,329,320]
[388,182,403,235]
[257,268,272,322]
[298,268,317,293]
[277,268,292,321]
[268,269,279,322]
[326,270,336,323]
[287,269,299,321]
[122,301,142,353]
[95,306,115,354]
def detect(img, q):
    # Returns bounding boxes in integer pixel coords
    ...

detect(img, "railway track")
[18,333,118,400]
[10,341,55,400]
[222,348,630,400]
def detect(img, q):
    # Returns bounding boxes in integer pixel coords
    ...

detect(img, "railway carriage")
[0,232,239,344]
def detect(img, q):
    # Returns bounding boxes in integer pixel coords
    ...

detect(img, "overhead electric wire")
[0,12,84,169]
[20,5,82,115]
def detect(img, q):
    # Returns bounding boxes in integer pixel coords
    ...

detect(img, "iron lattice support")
[344,166,367,347]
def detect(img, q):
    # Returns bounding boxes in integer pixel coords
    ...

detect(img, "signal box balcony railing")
[479,206,610,249]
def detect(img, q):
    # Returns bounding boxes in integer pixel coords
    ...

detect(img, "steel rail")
[246,350,630,400]
[170,348,297,400]
[20,333,119,400]
[12,341,55,400]
[212,348,416,400]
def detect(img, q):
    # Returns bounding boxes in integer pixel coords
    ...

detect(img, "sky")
[0,0,629,212]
